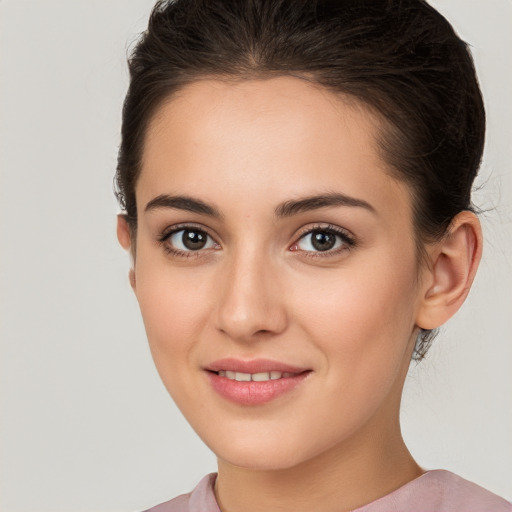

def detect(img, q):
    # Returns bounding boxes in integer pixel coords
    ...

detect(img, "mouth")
[213,370,298,381]
[204,358,312,405]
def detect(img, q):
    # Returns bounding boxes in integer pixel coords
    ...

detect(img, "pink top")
[144,470,511,512]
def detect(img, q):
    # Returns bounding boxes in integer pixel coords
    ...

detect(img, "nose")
[214,249,288,342]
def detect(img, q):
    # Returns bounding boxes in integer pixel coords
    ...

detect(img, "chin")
[220,449,307,471]
[205,429,324,472]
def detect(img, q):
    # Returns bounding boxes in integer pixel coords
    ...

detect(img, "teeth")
[252,372,272,381]
[217,370,296,381]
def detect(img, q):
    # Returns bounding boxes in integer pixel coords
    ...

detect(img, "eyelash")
[157,223,356,259]
[158,223,218,259]
[292,224,356,258]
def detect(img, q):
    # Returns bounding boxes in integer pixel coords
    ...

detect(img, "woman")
[115,0,511,510]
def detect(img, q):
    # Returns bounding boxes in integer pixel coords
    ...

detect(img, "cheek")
[300,269,415,333]
[282,256,419,448]
[293,251,419,386]
[133,256,213,381]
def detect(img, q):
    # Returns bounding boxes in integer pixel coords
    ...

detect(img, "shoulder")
[422,470,511,512]
[142,492,190,512]
[358,469,511,512]
[141,473,219,512]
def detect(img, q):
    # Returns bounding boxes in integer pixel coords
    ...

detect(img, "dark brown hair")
[115,0,485,359]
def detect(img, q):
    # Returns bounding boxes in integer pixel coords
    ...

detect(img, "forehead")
[144,76,383,167]
[139,76,412,225]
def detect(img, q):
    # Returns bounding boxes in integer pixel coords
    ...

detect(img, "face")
[125,77,427,470]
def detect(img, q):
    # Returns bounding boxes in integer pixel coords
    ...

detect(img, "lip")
[204,358,312,406]
[205,358,309,374]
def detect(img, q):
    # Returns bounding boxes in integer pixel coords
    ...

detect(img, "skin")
[117,76,482,512]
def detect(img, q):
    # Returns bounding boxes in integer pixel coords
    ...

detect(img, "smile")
[216,371,296,381]
[205,359,312,405]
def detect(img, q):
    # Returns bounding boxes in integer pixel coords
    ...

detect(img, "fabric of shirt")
[143,470,511,512]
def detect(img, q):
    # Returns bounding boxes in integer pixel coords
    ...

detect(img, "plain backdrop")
[1,1,511,511]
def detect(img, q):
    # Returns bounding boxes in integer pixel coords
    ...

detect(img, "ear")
[116,214,137,292]
[416,211,483,330]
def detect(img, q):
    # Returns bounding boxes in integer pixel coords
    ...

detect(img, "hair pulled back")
[115,0,485,359]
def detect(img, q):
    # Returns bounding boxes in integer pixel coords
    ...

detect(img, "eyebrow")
[144,192,376,218]
[274,192,376,217]
[144,194,222,218]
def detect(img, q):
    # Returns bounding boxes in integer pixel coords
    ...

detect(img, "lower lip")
[206,372,310,405]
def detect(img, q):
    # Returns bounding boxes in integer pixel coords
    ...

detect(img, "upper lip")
[205,358,310,374]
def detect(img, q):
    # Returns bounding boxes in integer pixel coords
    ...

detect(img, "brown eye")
[295,227,354,254]
[310,231,336,251]
[169,228,216,251]
[183,230,207,250]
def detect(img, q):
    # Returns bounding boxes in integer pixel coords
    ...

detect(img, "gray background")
[1,1,511,511]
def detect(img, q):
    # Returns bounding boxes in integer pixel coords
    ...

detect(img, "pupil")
[182,230,206,250]
[312,231,335,251]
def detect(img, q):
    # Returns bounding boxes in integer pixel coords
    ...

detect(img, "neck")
[215,418,423,512]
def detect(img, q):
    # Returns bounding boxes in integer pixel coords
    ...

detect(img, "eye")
[167,228,217,252]
[292,226,355,254]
